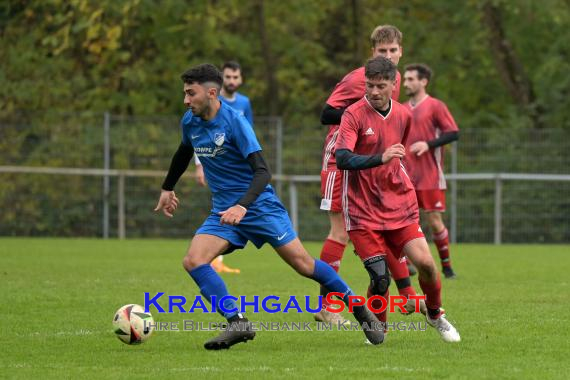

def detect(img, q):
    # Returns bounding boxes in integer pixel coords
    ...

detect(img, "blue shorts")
[195,196,297,254]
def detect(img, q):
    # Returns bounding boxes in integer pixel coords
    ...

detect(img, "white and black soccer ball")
[113,304,154,345]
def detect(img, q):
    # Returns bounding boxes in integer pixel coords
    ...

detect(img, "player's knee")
[416,259,438,281]
[328,212,349,244]
[427,213,444,231]
[364,255,390,295]
[327,228,349,245]
[182,254,202,271]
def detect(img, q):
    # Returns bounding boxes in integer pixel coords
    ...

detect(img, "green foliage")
[2,0,568,127]
[2,1,570,241]
[1,240,570,378]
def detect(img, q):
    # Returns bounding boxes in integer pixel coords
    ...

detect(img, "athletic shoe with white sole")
[426,313,460,343]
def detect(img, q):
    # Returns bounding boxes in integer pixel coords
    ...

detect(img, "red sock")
[419,275,442,311]
[385,251,416,297]
[320,239,345,271]
[319,239,346,307]
[367,287,388,324]
[433,228,451,268]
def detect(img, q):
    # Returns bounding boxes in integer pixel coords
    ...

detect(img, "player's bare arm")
[382,143,406,163]
[218,205,247,226]
[154,190,179,218]
[409,141,429,156]
[195,163,207,187]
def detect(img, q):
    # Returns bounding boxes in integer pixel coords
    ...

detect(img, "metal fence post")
[450,141,458,244]
[275,117,283,197]
[289,180,298,233]
[118,173,126,240]
[102,112,110,239]
[494,175,502,244]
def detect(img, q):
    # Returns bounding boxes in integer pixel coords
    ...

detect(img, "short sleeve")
[392,71,401,102]
[435,101,459,133]
[244,99,254,126]
[181,111,193,146]
[232,115,262,158]
[335,109,360,152]
[327,68,366,109]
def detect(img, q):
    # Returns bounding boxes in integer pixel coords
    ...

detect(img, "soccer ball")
[112,304,154,345]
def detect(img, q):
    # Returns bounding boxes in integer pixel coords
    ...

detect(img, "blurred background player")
[403,64,460,279]
[155,63,386,349]
[335,56,460,342]
[316,25,423,324]
[196,61,254,274]
[219,61,254,125]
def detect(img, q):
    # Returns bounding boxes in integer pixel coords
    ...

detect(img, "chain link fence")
[1,112,570,243]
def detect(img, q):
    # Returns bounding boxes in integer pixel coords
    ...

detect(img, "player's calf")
[275,238,317,277]
[405,239,439,284]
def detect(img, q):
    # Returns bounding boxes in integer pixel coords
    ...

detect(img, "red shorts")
[320,170,342,212]
[348,223,425,260]
[416,189,446,212]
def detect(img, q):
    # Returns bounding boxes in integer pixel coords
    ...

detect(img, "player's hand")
[218,205,247,226]
[410,141,429,156]
[382,143,406,163]
[195,164,207,187]
[154,190,179,218]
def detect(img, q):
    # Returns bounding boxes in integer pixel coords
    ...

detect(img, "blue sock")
[312,259,355,305]
[188,264,239,320]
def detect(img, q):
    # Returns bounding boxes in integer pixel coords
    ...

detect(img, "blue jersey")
[220,92,254,126]
[181,102,273,211]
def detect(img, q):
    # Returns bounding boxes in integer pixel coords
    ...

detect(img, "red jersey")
[335,97,419,231]
[403,96,459,190]
[322,67,401,171]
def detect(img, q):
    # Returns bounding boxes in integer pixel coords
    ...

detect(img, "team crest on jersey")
[214,133,225,147]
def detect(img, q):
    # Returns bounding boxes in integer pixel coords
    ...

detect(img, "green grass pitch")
[1,239,568,379]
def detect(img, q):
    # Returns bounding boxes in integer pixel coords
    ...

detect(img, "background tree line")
[2,0,570,130]
[1,0,570,242]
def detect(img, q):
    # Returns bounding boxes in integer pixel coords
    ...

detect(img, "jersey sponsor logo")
[365,127,375,136]
[144,292,427,316]
[191,134,200,139]
[194,146,226,158]
[277,232,288,241]
[214,133,225,147]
